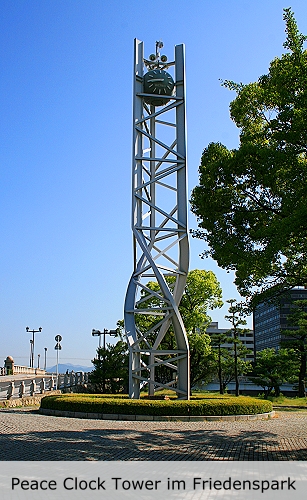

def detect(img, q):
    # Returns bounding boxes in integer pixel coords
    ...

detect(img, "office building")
[253,287,307,352]
[206,322,254,361]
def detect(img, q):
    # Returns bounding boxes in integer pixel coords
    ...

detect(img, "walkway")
[0,408,307,460]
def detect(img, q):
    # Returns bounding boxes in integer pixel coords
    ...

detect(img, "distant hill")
[46,363,92,374]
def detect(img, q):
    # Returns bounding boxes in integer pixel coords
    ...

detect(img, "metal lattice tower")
[124,39,190,399]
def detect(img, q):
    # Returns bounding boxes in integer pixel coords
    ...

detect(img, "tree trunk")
[234,339,239,396]
[298,349,307,398]
[273,385,281,397]
[218,346,224,394]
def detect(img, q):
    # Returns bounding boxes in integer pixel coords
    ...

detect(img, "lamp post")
[26,327,42,368]
[44,347,48,371]
[92,329,118,350]
[37,354,40,369]
[29,340,33,368]
[91,329,117,393]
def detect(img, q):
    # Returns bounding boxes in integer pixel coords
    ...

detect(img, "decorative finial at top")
[144,40,174,70]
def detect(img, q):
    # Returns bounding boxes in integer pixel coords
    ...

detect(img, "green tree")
[190,8,307,304]
[216,352,252,395]
[146,270,221,387]
[89,340,129,393]
[249,348,297,398]
[210,331,233,394]
[177,269,223,333]
[188,331,213,389]
[282,299,307,397]
[136,269,223,333]
[224,299,253,396]
[124,269,223,390]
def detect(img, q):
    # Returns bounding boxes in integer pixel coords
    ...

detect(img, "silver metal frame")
[124,39,190,399]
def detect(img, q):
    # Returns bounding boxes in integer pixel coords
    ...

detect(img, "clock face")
[143,69,175,106]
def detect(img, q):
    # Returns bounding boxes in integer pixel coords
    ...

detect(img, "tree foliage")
[249,347,297,398]
[210,331,233,394]
[210,331,252,395]
[223,299,252,395]
[281,299,307,397]
[136,269,223,334]
[178,269,223,332]
[130,269,223,388]
[188,331,214,388]
[190,8,307,303]
[216,352,252,395]
[89,340,129,394]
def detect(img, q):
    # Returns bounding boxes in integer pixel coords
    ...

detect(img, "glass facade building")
[253,287,307,352]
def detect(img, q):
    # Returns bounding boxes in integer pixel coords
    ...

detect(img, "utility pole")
[91,329,117,393]
[26,327,42,368]
[44,347,47,371]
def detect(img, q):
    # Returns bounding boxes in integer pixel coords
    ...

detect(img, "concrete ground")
[0,407,307,460]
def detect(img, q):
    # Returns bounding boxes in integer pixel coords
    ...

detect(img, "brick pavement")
[0,408,307,461]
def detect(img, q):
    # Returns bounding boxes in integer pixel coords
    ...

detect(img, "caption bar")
[1,461,306,499]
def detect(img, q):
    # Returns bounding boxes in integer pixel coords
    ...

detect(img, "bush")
[40,393,272,416]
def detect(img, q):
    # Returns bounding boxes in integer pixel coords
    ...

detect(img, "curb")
[39,408,275,421]
[273,405,307,410]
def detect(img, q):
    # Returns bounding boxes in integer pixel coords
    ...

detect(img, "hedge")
[40,394,272,416]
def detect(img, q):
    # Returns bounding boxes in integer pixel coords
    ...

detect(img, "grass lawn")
[263,395,307,407]
[192,392,307,408]
[189,391,307,408]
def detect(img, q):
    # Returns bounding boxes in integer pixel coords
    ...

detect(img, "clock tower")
[124,40,190,399]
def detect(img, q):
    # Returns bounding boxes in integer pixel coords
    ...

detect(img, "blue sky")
[1,0,306,368]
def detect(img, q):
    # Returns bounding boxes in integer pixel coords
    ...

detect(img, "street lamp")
[91,328,118,350]
[37,353,40,369]
[29,340,33,368]
[44,347,48,371]
[26,327,42,368]
[91,328,118,393]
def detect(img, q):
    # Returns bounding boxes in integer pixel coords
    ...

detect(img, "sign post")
[54,335,62,390]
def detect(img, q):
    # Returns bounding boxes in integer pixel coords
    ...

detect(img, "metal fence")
[0,371,90,400]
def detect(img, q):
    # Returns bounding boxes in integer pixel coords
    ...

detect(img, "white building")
[206,322,255,362]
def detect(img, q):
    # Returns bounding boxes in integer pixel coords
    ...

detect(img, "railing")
[0,371,90,400]
[1,365,46,376]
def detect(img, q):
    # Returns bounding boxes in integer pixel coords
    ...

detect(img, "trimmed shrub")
[40,393,272,416]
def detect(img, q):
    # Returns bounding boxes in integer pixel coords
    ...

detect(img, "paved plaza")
[0,408,307,460]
